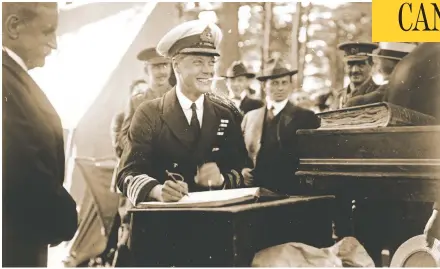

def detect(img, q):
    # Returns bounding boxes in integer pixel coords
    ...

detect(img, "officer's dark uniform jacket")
[334,77,379,109]
[117,88,247,205]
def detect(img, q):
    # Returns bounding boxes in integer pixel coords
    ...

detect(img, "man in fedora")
[117,20,247,205]
[225,61,263,114]
[241,58,320,193]
[332,42,379,109]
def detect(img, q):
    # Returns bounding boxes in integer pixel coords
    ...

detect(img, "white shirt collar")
[3,46,28,71]
[266,97,289,117]
[176,85,204,110]
[176,85,204,126]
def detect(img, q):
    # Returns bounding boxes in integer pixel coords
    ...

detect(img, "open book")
[137,187,286,209]
[317,102,437,130]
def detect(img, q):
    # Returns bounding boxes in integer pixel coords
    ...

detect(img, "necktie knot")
[191,103,197,112]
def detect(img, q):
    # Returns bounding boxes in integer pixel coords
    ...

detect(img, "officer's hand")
[195,162,224,188]
[424,209,438,247]
[158,180,188,202]
[242,168,254,187]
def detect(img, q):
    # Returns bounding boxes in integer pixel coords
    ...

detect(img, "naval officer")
[117,20,247,205]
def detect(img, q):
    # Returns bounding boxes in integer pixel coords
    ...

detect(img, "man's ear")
[172,59,180,74]
[4,15,21,40]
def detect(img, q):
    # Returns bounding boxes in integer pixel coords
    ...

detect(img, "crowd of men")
[3,2,440,267]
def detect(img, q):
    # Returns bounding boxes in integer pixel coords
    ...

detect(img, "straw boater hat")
[257,58,298,81]
[137,47,171,65]
[374,42,416,61]
[337,42,379,62]
[390,235,440,267]
[225,61,255,79]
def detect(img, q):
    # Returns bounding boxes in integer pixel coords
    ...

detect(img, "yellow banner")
[372,0,440,41]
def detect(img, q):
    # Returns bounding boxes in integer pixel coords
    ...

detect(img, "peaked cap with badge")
[156,20,222,58]
[137,47,171,65]
[337,42,378,62]
[257,58,298,81]
[225,61,255,79]
[374,42,416,61]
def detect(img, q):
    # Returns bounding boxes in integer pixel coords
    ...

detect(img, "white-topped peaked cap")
[375,42,417,60]
[156,20,223,58]
[378,42,417,53]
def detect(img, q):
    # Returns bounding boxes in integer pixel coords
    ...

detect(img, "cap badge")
[350,47,359,55]
[200,26,213,42]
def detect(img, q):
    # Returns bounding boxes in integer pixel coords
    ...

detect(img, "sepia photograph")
[2,1,440,267]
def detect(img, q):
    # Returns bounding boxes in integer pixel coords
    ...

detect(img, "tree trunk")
[262,2,272,66]
[297,4,312,89]
[214,2,240,96]
[291,2,302,70]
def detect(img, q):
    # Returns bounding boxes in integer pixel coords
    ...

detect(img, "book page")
[138,187,260,208]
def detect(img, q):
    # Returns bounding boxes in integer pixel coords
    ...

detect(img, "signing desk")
[128,196,334,267]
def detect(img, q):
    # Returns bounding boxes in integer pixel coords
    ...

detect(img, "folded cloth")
[252,237,375,267]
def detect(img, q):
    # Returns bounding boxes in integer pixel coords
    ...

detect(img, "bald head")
[2,2,58,70]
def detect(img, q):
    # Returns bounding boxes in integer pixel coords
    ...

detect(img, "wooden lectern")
[128,196,334,267]
[296,126,440,202]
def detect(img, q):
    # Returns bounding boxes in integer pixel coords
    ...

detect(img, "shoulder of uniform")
[206,92,243,119]
[135,96,162,114]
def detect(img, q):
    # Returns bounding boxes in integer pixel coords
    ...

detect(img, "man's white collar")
[3,46,28,71]
[266,97,288,116]
[176,85,204,110]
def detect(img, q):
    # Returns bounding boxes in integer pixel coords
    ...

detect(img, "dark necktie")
[190,103,201,140]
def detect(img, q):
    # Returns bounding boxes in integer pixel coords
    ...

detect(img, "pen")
[166,170,189,196]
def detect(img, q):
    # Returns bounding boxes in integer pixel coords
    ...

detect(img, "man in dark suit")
[2,3,78,266]
[241,58,320,194]
[225,61,264,114]
[117,20,247,205]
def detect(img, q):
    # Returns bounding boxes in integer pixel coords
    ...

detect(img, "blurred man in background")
[345,42,416,107]
[332,42,379,109]
[110,79,148,158]
[2,2,78,266]
[225,61,263,115]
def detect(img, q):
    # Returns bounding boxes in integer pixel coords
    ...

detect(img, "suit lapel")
[193,97,219,163]
[279,102,295,131]
[244,107,265,167]
[160,88,194,150]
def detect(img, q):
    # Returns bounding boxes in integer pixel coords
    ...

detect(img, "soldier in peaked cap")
[375,42,415,84]
[112,48,173,160]
[344,42,416,107]
[332,42,379,109]
[225,61,263,114]
[241,58,320,193]
[117,20,248,209]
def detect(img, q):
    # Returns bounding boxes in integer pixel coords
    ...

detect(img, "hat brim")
[225,73,256,79]
[179,47,220,57]
[257,70,298,81]
[344,55,370,62]
[390,235,440,267]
